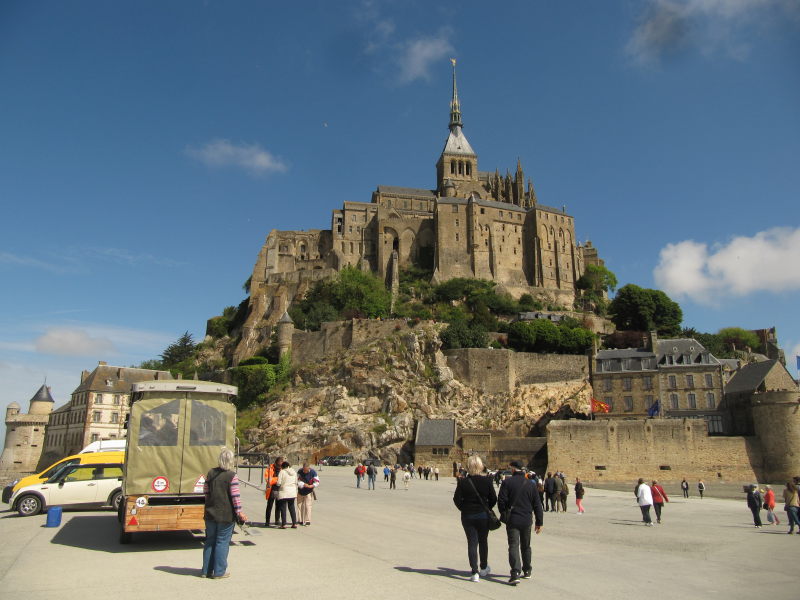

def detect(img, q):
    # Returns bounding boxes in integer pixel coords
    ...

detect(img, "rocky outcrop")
[245,323,591,464]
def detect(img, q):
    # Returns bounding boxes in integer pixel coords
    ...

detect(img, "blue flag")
[647,399,660,417]
[796,355,800,371]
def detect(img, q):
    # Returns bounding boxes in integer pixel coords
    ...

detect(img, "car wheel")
[17,494,42,517]
[110,490,123,512]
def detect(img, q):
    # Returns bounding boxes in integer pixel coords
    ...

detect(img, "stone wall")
[445,348,587,394]
[291,319,430,367]
[547,419,761,484]
[751,390,800,483]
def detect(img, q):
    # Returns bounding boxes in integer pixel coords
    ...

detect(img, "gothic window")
[458,161,464,175]
[466,162,472,176]
[451,160,456,174]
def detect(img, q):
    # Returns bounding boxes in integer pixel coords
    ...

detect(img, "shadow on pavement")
[394,566,471,580]
[50,515,204,553]
[608,520,647,526]
[154,566,203,577]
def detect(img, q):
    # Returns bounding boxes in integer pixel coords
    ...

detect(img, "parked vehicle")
[118,380,237,543]
[3,450,125,505]
[9,462,124,516]
[79,439,127,453]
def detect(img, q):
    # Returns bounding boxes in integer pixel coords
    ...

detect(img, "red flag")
[591,398,610,413]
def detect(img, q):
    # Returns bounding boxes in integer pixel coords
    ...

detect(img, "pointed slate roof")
[725,359,780,395]
[29,384,55,404]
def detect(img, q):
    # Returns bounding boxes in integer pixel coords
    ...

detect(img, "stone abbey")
[239,65,601,357]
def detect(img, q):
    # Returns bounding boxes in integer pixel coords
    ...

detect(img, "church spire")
[449,58,462,130]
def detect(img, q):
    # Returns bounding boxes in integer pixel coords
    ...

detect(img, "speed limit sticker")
[151,476,169,493]
[135,496,148,508]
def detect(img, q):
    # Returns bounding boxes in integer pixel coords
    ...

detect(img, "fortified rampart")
[547,419,762,483]
[751,390,800,483]
[445,348,588,394]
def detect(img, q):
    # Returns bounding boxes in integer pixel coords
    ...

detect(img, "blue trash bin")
[45,506,62,527]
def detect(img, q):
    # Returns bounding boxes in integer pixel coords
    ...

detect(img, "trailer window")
[189,400,227,446]
[138,399,180,446]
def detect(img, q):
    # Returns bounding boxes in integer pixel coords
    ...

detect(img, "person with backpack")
[264,455,283,527]
[498,460,544,586]
[559,476,569,512]
[698,480,705,499]
[366,463,377,490]
[681,478,689,498]
[651,480,669,524]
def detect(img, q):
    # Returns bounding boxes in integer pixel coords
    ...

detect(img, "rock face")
[245,324,591,464]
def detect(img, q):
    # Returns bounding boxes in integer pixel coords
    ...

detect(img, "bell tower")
[436,59,478,195]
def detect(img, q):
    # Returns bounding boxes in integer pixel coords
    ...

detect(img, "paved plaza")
[0,466,796,599]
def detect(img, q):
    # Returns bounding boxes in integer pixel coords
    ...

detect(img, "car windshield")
[41,458,79,480]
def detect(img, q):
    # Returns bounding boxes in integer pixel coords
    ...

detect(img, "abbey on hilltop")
[237,63,602,358]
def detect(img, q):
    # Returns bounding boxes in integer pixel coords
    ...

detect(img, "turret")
[5,401,20,421]
[276,311,294,358]
[28,384,55,416]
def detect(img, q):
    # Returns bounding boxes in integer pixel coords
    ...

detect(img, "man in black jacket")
[498,461,544,586]
[543,473,555,512]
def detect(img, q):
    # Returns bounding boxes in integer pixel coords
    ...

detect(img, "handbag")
[466,477,502,531]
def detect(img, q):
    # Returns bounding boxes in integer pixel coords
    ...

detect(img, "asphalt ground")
[1,466,796,600]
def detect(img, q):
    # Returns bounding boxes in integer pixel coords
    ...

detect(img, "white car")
[10,462,124,517]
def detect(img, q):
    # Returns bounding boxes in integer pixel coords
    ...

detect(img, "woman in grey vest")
[202,448,247,578]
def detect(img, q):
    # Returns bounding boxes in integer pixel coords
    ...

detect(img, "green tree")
[160,332,196,367]
[717,327,760,353]
[608,284,682,336]
[440,320,488,349]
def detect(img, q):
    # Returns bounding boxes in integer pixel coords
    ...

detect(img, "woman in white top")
[276,461,298,528]
[636,478,654,526]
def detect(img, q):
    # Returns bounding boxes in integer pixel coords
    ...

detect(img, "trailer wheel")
[110,491,123,512]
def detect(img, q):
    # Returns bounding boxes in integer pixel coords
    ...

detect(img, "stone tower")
[751,390,800,483]
[276,311,294,358]
[435,59,479,196]
[0,385,54,476]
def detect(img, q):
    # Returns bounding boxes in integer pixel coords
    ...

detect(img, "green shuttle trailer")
[118,380,237,543]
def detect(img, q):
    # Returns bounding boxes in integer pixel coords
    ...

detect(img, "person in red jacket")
[651,480,669,524]
[264,456,284,527]
[764,485,780,525]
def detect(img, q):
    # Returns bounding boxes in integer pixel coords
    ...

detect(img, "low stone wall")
[445,348,587,394]
[547,419,761,484]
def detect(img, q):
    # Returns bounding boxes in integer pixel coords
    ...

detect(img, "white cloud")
[0,252,68,273]
[654,227,800,303]
[626,0,793,66]
[35,328,117,357]
[185,139,288,176]
[397,31,454,84]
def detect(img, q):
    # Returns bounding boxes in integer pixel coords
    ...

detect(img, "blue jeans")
[356,476,361,488]
[202,520,234,577]
[786,506,799,531]
[368,475,376,490]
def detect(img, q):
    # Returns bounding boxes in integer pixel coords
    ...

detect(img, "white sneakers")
[479,566,491,577]
[470,573,480,582]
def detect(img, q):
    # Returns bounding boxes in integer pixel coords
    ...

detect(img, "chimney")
[649,330,658,352]
[98,361,107,366]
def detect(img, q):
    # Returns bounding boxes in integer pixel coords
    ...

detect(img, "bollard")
[45,506,62,527]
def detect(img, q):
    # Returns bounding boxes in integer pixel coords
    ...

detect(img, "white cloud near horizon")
[626,0,797,66]
[185,139,288,176]
[653,227,800,304]
[396,30,455,84]
[35,328,117,357]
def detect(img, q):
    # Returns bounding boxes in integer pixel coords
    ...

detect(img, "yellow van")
[2,451,125,505]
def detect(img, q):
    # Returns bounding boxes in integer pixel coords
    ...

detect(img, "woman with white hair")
[202,448,247,579]
[452,455,497,582]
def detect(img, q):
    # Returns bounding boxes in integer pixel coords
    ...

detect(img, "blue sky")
[2,0,799,441]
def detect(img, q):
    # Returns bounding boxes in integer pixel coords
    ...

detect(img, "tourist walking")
[559,476,568,512]
[698,480,705,499]
[366,463,377,490]
[681,478,689,498]
[498,460,543,585]
[574,477,585,514]
[277,461,299,528]
[403,468,411,490]
[636,478,654,526]
[383,465,390,482]
[782,481,799,534]
[434,466,440,481]
[763,485,780,526]
[746,484,763,528]
[553,473,563,513]
[389,466,397,489]
[296,462,319,526]
[651,480,669,524]
[264,455,283,527]
[202,448,247,579]
[453,455,497,583]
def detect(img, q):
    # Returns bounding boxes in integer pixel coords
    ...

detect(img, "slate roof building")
[39,361,173,467]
